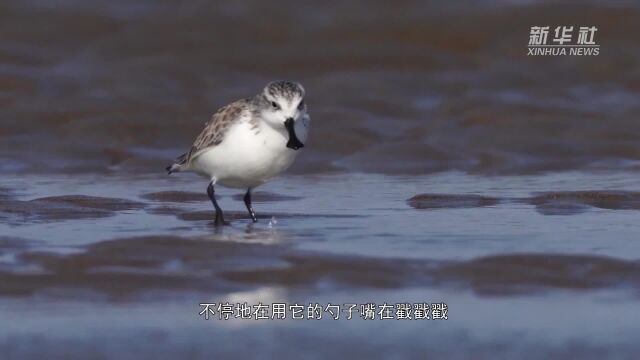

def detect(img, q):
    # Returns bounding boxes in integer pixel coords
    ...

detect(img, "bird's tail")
[166,152,188,174]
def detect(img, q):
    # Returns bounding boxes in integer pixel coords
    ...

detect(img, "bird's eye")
[297,100,305,110]
[271,101,279,110]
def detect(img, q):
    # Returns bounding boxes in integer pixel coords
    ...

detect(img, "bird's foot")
[214,213,230,226]
[214,219,230,226]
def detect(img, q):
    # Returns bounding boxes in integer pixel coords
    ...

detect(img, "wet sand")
[1,1,639,177]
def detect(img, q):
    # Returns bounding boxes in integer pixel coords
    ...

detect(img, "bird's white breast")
[191,115,307,189]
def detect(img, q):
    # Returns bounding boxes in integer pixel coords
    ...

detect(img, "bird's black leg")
[207,182,228,226]
[244,188,257,223]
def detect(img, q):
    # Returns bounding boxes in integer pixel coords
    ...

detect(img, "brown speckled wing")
[184,98,251,163]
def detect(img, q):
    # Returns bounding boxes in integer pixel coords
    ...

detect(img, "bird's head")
[259,80,307,150]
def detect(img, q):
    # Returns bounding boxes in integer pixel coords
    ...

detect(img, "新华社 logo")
[528,26,599,56]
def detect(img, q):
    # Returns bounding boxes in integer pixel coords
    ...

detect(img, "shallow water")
[2,172,640,358]
[4,171,640,260]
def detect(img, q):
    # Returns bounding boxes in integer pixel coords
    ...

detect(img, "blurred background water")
[1,0,640,359]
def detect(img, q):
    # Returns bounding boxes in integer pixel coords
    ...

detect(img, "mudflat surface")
[2,0,640,358]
